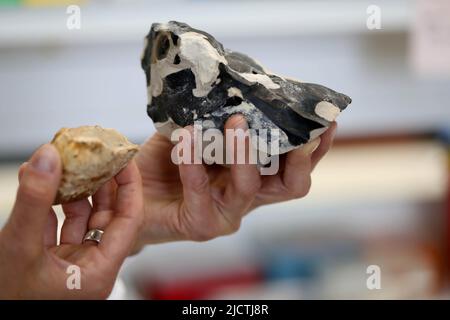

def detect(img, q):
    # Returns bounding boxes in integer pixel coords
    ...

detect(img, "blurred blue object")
[261,239,361,281]
[436,127,450,145]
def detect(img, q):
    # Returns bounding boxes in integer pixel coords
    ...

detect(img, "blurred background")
[0,0,449,299]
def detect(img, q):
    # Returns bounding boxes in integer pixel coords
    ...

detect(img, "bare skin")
[134,115,337,247]
[0,145,144,299]
[0,116,336,298]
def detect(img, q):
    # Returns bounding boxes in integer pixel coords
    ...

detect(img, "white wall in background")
[0,33,449,156]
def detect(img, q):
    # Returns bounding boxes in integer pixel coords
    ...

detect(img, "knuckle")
[191,229,216,242]
[190,174,210,194]
[287,177,312,199]
[18,177,53,205]
[191,219,241,242]
[226,220,241,234]
[136,209,145,227]
[134,210,145,233]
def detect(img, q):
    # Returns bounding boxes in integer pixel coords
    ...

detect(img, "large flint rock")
[141,21,351,156]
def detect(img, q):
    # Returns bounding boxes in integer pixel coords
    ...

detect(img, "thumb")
[8,144,61,248]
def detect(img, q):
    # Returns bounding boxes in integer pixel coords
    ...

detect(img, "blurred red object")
[141,265,263,300]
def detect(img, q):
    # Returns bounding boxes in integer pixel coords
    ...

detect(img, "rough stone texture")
[141,21,352,156]
[51,126,139,204]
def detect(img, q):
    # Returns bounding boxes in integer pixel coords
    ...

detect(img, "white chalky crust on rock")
[52,126,139,204]
[141,21,352,157]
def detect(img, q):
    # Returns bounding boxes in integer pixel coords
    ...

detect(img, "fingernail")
[30,144,58,173]
[302,138,321,155]
[231,115,248,130]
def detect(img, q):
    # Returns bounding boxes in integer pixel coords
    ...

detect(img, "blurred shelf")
[241,138,447,238]
[0,0,413,48]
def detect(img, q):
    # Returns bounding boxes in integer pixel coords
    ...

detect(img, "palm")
[0,145,143,299]
[49,243,102,263]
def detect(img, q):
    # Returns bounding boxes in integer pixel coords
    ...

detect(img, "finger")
[281,138,320,198]
[60,199,92,244]
[311,122,337,170]
[85,208,114,249]
[88,209,114,232]
[87,180,117,239]
[18,163,59,247]
[92,179,117,212]
[135,133,178,182]
[18,162,28,181]
[8,144,61,250]
[17,162,58,247]
[44,209,58,247]
[222,115,261,222]
[177,126,215,219]
[97,161,143,261]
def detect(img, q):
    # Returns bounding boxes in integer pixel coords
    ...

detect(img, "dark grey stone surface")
[142,21,351,155]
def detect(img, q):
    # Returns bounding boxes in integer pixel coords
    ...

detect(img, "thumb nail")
[30,144,58,173]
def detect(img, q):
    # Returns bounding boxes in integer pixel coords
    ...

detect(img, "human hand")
[0,144,143,299]
[134,115,337,248]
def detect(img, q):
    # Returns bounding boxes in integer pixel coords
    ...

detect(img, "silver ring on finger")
[83,229,104,244]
